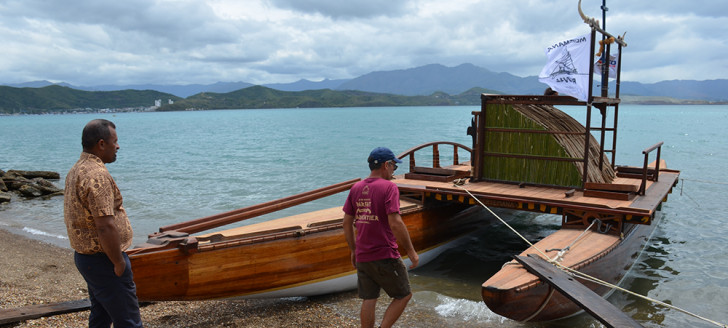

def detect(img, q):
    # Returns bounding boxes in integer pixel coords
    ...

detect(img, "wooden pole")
[158,178,360,234]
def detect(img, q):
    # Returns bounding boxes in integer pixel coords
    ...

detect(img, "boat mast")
[599,0,609,97]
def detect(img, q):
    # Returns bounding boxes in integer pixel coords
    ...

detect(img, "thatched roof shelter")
[480,103,615,187]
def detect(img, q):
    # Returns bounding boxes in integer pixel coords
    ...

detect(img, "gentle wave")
[22,227,68,240]
[434,294,504,323]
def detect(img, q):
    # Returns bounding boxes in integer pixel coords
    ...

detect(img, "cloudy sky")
[1,0,726,86]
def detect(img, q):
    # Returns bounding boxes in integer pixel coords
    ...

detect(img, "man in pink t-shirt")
[343,147,419,328]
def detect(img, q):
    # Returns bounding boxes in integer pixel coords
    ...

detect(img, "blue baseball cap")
[368,147,402,164]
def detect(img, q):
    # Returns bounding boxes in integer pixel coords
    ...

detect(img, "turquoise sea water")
[1,105,727,327]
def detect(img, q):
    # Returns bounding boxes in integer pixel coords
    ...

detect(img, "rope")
[679,178,728,207]
[561,266,727,328]
[452,181,728,328]
[595,36,615,57]
[550,219,597,263]
[680,177,728,186]
[521,287,556,322]
[452,183,551,260]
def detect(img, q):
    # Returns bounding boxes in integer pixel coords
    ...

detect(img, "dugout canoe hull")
[481,218,659,322]
[128,201,484,301]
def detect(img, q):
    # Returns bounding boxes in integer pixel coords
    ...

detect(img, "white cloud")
[0,0,725,86]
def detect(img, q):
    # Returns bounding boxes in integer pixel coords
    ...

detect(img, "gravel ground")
[0,229,467,328]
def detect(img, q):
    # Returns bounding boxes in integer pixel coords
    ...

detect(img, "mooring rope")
[678,178,728,208]
[680,177,728,186]
[549,219,597,263]
[564,266,727,328]
[452,181,728,328]
[451,182,551,260]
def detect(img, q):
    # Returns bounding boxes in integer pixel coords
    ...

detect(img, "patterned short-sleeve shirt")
[63,152,133,254]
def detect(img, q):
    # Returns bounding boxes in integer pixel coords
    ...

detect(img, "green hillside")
[0,85,181,114]
[157,86,498,111]
[2,83,719,115]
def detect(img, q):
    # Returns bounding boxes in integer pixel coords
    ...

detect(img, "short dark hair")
[82,119,116,150]
[368,157,384,171]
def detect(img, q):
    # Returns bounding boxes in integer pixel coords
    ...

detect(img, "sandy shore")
[0,228,480,328]
[0,228,363,327]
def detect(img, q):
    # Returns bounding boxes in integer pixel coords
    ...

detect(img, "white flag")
[594,49,618,78]
[538,33,592,101]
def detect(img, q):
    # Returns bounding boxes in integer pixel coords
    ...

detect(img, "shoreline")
[0,228,493,328]
[0,228,362,327]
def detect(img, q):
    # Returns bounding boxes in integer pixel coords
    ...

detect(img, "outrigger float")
[124,0,679,323]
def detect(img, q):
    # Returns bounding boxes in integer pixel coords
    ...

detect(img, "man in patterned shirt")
[64,119,142,328]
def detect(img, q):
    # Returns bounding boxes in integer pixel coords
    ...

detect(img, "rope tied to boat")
[453,181,728,328]
[453,181,593,265]
[546,219,598,263]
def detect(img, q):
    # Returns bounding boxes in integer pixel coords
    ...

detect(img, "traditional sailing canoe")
[127,180,486,301]
[127,3,680,321]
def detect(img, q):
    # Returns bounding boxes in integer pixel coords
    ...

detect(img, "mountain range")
[3,63,727,101]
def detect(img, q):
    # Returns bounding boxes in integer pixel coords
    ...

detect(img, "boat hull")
[129,202,484,301]
[481,217,659,322]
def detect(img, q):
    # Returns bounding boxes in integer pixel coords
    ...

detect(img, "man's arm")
[343,213,357,268]
[388,212,419,269]
[94,215,125,277]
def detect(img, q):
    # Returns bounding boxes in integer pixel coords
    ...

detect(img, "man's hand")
[343,213,357,269]
[408,252,419,269]
[388,212,419,269]
[113,259,126,277]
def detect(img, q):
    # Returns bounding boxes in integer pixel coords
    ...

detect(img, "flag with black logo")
[538,33,592,101]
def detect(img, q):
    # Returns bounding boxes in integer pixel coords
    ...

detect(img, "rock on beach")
[0,170,63,204]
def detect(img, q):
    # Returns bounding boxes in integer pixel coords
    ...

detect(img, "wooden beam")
[583,189,635,201]
[158,178,360,234]
[514,254,642,328]
[0,299,90,325]
[585,182,638,193]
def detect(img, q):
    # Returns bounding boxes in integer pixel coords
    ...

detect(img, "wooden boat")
[394,148,678,322]
[481,211,662,322]
[127,3,680,322]
[391,2,679,321]
[126,146,486,301]
[439,1,678,322]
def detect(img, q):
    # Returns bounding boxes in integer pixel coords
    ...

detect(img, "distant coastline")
[1,84,724,115]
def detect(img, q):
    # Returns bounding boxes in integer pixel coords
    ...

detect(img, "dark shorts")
[356,257,411,300]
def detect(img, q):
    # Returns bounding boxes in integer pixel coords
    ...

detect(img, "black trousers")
[74,251,143,328]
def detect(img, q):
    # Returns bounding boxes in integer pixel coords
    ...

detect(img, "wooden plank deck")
[195,200,421,241]
[393,165,679,223]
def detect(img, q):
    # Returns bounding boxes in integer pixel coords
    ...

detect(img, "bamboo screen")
[481,103,615,187]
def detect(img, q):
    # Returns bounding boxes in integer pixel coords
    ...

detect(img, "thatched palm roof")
[481,103,615,187]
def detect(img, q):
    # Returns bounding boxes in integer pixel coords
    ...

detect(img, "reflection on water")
[412,210,561,300]
[613,234,675,327]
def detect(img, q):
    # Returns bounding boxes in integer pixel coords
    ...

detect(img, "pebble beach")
[0,228,359,327]
[0,228,480,328]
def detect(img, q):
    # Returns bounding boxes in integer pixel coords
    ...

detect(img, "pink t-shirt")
[343,177,401,262]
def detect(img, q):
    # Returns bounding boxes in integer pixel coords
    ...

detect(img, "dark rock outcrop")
[0,169,63,204]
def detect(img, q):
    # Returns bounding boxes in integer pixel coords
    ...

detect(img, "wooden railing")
[396,141,472,172]
[638,142,663,195]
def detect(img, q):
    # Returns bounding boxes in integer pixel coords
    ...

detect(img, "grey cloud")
[270,0,413,19]
[0,0,725,86]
